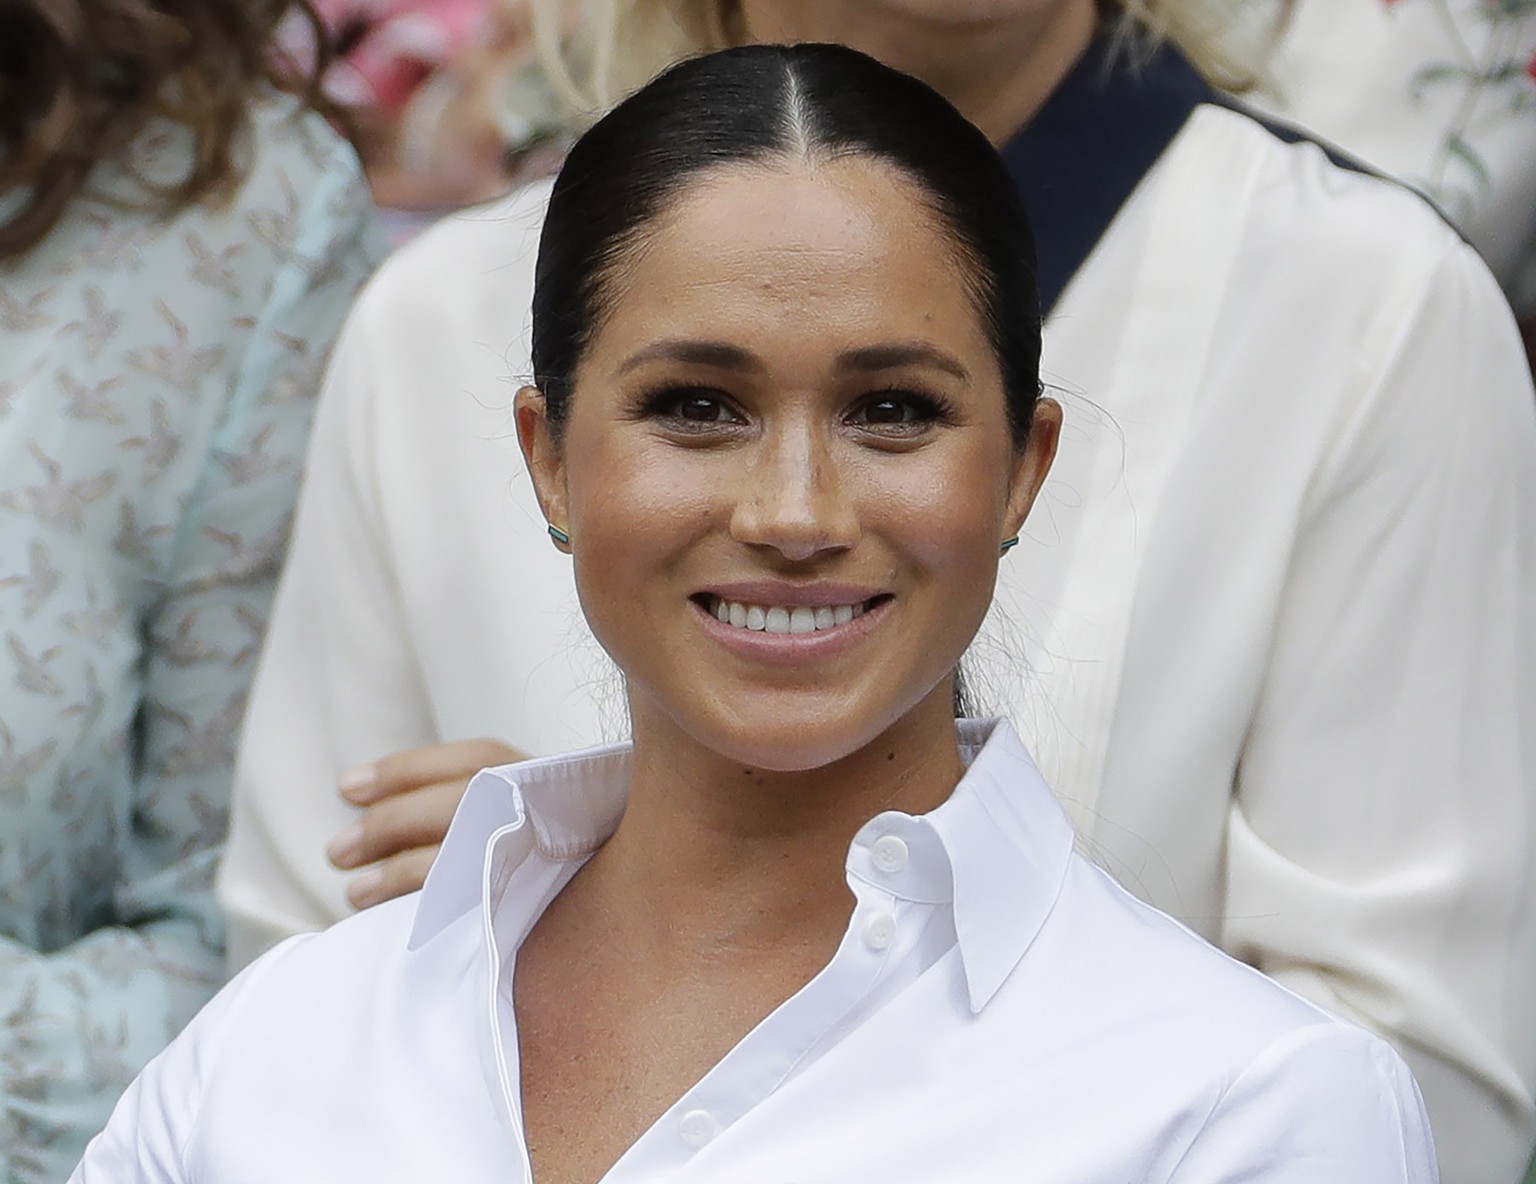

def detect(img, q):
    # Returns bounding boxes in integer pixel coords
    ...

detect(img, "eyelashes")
[847,389,957,431]
[634,387,746,428]
[630,384,959,438]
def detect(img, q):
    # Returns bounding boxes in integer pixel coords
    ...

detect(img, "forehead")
[586,157,992,370]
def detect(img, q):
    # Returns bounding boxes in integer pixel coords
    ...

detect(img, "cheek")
[853,436,1014,687]
[560,424,714,636]
[864,439,1012,581]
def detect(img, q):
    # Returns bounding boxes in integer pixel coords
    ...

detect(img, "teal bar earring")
[999,536,1019,556]
[547,524,571,548]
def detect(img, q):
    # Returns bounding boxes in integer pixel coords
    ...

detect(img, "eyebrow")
[618,339,971,381]
[618,340,760,374]
[837,343,970,382]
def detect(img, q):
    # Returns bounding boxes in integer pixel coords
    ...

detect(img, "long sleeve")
[216,279,443,968]
[0,107,380,1182]
[1220,239,1536,1183]
[215,182,588,971]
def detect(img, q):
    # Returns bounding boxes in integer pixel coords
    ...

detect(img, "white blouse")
[217,93,1536,1183]
[1245,0,1536,311]
[85,720,1436,1182]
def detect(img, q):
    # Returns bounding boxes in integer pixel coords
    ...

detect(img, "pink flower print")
[279,0,493,116]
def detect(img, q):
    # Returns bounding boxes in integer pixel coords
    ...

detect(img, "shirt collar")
[1000,32,1213,316]
[409,719,1075,1013]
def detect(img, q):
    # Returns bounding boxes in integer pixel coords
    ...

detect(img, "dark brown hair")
[532,44,1043,449]
[0,0,334,259]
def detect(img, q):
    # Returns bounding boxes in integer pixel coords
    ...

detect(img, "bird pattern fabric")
[0,97,382,1182]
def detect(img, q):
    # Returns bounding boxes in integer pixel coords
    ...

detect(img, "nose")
[729,418,858,562]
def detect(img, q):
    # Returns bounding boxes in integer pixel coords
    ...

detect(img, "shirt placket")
[482,827,577,1184]
[609,894,924,1180]
[600,815,950,1181]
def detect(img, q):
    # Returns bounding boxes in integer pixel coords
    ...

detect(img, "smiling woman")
[517,45,1056,781]
[74,45,1433,1184]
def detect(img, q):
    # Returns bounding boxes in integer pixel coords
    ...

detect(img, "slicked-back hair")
[530,42,1043,448]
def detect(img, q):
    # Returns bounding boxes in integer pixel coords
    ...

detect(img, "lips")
[688,581,893,659]
[706,596,873,634]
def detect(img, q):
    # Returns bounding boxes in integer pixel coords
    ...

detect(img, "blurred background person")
[219,1,1536,1180]
[1245,0,1536,368]
[76,45,1436,1184]
[294,0,1536,362]
[0,0,382,1177]
[304,0,1536,356]
[278,0,579,236]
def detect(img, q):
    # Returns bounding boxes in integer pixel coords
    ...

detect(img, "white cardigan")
[219,103,1536,1182]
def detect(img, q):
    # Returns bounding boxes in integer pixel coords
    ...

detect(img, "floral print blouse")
[0,97,382,1181]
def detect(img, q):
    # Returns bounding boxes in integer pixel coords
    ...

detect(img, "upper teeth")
[712,598,865,634]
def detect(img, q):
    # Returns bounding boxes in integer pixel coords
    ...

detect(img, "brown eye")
[847,391,948,433]
[638,387,748,433]
[858,398,917,425]
[678,394,731,422]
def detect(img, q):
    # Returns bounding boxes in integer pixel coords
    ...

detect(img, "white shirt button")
[678,1108,719,1148]
[871,834,909,874]
[864,911,897,951]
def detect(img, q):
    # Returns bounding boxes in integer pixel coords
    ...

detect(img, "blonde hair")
[1111,0,1279,90]
[528,0,1280,122]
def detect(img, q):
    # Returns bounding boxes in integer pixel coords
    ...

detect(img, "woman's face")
[735,0,1098,49]
[518,158,1059,772]
[732,1,1099,143]
[741,0,1085,31]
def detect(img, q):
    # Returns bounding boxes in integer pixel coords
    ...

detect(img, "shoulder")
[73,896,469,1177]
[1042,860,1431,1162]
[398,177,553,273]
[1029,854,1400,1079]
[308,179,554,407]
[238,93,373,214]
[1147,100,1523,420]
[944,829,1431,1168]
[182,894,479,1075]
[353,178,553,327]
[1175,100,1467,286]
[329,178,553,401]
[235,892,440,996]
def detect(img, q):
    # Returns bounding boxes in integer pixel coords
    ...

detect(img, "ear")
[1002,395,1062,540]
[515,385,571,551]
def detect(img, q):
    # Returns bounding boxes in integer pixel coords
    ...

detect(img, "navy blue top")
[1003,35,1379,317]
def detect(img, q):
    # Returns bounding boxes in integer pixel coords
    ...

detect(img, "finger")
[328,778,464,869]
[346,845,439,910]
[340,736,527,804]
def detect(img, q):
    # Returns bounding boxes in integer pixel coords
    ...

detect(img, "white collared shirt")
[217,96,1536,1182]
[83,720,1435,1182]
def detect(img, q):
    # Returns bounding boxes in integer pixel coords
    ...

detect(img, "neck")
[580,685,965,959]
[736,1,1099,144]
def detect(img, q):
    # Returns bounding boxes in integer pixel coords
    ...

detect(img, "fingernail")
[346,868,385,910]
[339,764,377,803]
[326,823,364,868]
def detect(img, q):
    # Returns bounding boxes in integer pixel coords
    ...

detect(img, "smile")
[706,596,875,634]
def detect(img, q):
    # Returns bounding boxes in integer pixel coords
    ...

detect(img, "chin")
[881,0,1053,24]
[695,717,870,774]
[678,687,931,774]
